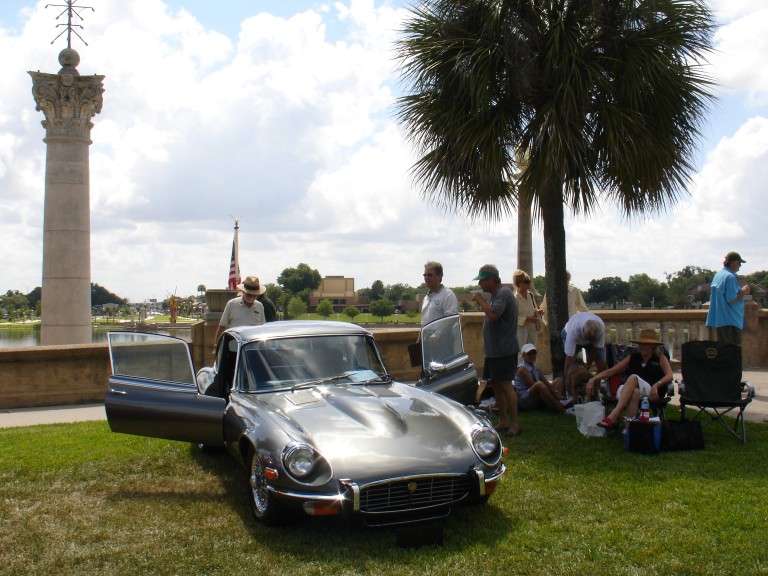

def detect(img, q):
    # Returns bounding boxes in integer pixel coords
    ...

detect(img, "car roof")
[228,320,373,342]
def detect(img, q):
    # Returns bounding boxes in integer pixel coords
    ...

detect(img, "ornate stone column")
[29,48,104,345]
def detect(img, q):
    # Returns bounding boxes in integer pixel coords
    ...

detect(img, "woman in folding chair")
[585,329,673,430]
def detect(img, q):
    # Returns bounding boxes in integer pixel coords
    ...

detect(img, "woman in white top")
[513,269,541,347]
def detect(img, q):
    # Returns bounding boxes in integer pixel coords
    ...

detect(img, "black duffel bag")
[661,420,705,451]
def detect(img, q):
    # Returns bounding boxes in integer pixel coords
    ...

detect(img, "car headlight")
[283,444,317,480]
[471,427,500,459]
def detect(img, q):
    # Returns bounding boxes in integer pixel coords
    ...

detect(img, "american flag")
[227,224,240,289]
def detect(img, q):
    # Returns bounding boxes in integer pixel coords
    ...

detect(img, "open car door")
[417,315,478,405]
[105,332,225,447]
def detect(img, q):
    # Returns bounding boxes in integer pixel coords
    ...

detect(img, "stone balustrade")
[2,304,766,409]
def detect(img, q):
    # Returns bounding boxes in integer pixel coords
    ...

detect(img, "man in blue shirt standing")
[706,251,751,347]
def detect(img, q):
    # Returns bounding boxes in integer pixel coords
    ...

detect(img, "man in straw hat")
[706,251,750,347]
[215,276,267,341]
[586,328,673,430]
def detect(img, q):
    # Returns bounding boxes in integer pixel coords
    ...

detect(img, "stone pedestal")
[29,48,104,345]
[203,289,237,364]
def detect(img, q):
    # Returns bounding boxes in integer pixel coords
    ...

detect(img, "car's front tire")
[246,447,287,525]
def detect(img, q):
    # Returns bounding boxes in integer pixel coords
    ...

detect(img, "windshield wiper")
[290,373,351,391]
[350,374,392,386]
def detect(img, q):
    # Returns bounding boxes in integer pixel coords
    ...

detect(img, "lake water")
[0,325,192,348]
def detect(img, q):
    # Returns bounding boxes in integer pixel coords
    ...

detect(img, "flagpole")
[234,217,240,287]
[228,216,243,289]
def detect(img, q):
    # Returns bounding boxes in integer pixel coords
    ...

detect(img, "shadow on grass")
[184,443,512,555]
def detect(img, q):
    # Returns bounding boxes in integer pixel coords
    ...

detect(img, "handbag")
[574,401,606,437]
[661,420,705,451]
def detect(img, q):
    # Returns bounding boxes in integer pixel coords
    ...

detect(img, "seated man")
[562,311,607,375]
[514,343,572,413]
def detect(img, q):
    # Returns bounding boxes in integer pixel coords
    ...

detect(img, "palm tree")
[395,0,715,374]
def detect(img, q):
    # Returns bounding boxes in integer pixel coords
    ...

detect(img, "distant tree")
[384,283,417,302]
[587,277,630,305]
[1,291,29,321]
[316,299,334,318]
[25,287,42,310]
[277,264,321,299]
[460,301,473,312]
[627,273,666,308]
[356,287,374,301]
[265,284,285,316]
[450,285,478,295]
[665,266,714,307]
[745,270,768,289]
[91,283,128,306]
[370,280,385,301]
[286,296,308,319]
[197,284,206,294]
[369,298,395,321]
[406,309,418,320]
[343,306,360,320]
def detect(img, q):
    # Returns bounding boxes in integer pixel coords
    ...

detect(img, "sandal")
[597,417,618,430]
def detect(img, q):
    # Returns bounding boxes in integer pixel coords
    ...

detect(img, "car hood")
[242,382,489,479]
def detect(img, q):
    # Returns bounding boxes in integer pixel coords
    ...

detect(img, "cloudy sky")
[1,0,767,303]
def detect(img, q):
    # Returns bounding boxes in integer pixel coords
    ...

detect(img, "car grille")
[359,474,470,513]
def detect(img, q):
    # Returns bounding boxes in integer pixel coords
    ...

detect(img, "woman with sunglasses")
[512,269,542,347]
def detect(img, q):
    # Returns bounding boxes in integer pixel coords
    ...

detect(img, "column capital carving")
[29,71,105,142]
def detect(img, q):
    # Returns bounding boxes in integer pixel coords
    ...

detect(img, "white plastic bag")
[575,401,606,437]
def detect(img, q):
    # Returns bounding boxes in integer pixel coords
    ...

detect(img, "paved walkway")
[2,370,768,428]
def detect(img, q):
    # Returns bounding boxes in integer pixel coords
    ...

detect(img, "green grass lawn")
[1,410,766,576]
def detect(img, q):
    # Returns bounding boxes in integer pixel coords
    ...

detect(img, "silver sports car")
[105,316,505,527]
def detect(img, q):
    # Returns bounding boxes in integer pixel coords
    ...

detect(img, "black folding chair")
[679,341,753,444]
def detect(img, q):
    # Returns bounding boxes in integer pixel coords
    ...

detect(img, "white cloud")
[2,0,768,303]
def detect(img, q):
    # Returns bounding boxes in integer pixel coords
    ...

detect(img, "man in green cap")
[472,264,520,436]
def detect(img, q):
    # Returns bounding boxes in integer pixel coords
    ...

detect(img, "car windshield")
[238,334,387,392]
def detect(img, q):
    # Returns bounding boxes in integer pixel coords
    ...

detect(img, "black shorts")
[483,355,518,383]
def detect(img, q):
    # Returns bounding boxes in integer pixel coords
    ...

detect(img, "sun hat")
[238,276,267,296]
[521,343,537,355]
[473,264,500,281]
[631,329,662,345]
[725,251,746,264]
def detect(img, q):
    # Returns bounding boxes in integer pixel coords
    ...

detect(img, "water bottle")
[640,396,650,421]
[599,378,609,398]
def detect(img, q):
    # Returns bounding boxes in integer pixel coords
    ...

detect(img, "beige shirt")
[220,296,266,328]
[515,290,539,346]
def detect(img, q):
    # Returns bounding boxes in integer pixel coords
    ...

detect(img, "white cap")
[521,343,537,354]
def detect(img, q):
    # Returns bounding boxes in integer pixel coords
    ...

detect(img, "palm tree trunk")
[540,184,569,377]
[517,199,533,278]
